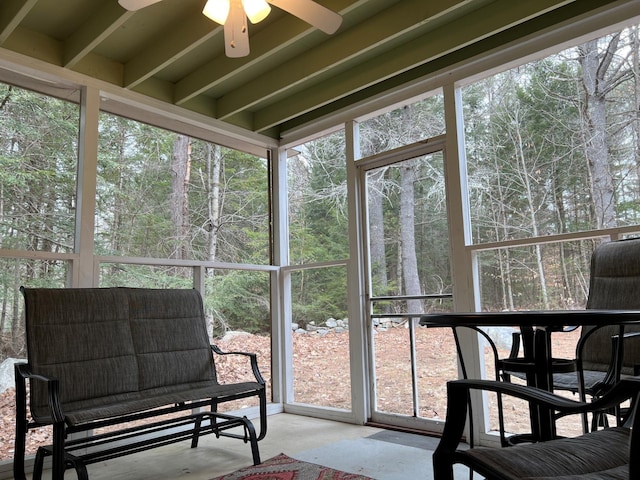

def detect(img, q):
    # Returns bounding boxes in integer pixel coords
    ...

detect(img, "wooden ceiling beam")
[213,0,476,121]
[173,0,367,106]
[124,13,220,89]
[64,3,133,68]
[251,0,581,132]
[0,0,38,44]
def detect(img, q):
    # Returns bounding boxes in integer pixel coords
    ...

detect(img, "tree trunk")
[170,134,192,259]
[399,160,423,313]
[206,143,222,262]
[512,106,549,309]
[368,169,388,301]
[579,38,617,229]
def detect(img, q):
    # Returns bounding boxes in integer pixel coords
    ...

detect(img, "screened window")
[287,130,348,265]
[463,26,640,245]
[96,113,270,265]
[359,92,445,156]
[0,84,79,253]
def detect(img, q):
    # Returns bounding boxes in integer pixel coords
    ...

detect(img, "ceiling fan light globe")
[203,0,230,24]
[242,0,271,24]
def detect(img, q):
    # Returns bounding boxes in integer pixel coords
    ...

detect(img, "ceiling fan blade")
[118,0,163,11]
[224,1,250,57]
[268,0,342,34]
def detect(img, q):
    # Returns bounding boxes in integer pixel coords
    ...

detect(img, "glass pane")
[367,150,453,420]
[97,113,269,264]
[482,327,583,439]
[360,92,445,156]
[290,266,351,409]
[463,26,640,243]
[0,259,69,462]
[477,240,599,438]
[0,84,79,253]
[367,152,451,308]
[374,298,454,420]
[477,240,598,311]
[287,130,348,265]
[208,268,272,409]
[98,264,193,288]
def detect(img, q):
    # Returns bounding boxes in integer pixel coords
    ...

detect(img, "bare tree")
[579,35,625,229]
[206,143,222,262]
[399,159,423,313]
[170,134,192,259]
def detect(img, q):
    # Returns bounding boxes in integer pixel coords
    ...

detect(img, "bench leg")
[232,415,261,465]
[191,415,203,448]
[67,457,89,480]
[243,416,261,465]
[257,390,267,441]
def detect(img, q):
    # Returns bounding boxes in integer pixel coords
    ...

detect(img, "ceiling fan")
[118,0,343,58]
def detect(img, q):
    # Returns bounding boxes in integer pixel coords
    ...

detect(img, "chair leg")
[13,367,28,480]
[13,417,28,480]
[32,447,47,480]
[51,422,67,480]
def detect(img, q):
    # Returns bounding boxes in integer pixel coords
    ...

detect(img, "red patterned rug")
[210,453,374,480]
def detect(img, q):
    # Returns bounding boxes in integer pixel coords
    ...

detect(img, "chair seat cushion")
[33,380,264,426]
[522,464,628,480]
[552,369,607,393]
[459,427,629,480]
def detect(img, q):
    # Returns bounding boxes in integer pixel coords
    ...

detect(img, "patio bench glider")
[432,377,640,480]
[14,287,267,480]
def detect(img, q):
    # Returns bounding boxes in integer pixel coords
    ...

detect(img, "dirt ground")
[0,325,583,461]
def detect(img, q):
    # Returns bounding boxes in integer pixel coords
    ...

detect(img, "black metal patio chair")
[432,377,640,480]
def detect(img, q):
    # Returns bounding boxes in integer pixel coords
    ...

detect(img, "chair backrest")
[583,238,640,374]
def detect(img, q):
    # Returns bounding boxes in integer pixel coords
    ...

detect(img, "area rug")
[210,453,374,480]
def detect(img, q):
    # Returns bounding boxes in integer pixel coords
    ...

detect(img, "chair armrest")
[14,363,65,424]
[436,378,640,454]
[591,329,640,394]
[434,378,640,480]
[211,344,266,385]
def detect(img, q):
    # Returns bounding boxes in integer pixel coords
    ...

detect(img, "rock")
[480,327,518,351]
[221,331,252,342]
[0,358,22,393]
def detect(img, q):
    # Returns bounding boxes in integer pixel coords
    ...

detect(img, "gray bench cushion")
[127,288,215,390]
[61,380,264,425]
[23,287,229,425]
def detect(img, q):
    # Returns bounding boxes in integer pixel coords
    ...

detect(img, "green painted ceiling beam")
[123,12,220,89]
[274,0,625,135]
[0,0,37,44]
[173,0,366,106]
[63,3,133,68]
[251,0,581,132]
[214,0,475,121]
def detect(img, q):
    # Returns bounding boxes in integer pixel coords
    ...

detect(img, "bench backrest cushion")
[126,288,215,390]
[22,287,214,419]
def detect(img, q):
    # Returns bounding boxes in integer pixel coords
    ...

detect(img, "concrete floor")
[32,414,447,480]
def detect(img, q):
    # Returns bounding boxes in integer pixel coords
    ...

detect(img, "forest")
[2,24,640,361]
